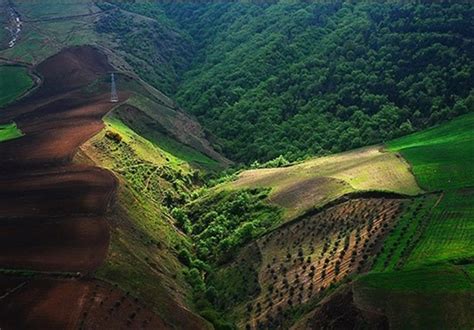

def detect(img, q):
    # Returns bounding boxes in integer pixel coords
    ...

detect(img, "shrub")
[105,130,122,143]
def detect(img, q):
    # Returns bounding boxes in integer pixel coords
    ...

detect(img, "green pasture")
[387,113,474,191]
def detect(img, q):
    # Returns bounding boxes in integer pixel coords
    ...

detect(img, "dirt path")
[0,45,168,328]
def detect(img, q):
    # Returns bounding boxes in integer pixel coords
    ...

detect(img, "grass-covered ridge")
[0,66,34,107]
[77,110,210,328]
[225,146,421,220]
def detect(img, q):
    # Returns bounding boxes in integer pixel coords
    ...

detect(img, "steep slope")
[4,1,472,164]
[162,2,473,163]
[0,45,211,329]
[293,114,474,329]
[187,114,473,328]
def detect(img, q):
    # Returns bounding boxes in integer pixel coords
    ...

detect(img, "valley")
[0,1,472,329]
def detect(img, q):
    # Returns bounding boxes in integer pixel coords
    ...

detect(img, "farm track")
[0,45,167,328]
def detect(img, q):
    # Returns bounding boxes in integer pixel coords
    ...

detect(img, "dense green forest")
[97,1,473,163]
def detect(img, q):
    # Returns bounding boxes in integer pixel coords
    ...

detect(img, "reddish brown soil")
[0,46,167,328]
[0,95,125,169]
[33,45,113,99]
[0,216,109,272]
[0,277,167,330]
[0,166,116,218]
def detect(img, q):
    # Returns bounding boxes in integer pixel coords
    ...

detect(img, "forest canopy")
[98,1,474,163]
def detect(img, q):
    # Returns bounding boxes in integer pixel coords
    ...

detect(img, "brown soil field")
[0,166,116,218]
[0,45,168,328]
[0,277,168,330]
[0,94,129,169]
[0,216,109,272]
[32,45,113,99]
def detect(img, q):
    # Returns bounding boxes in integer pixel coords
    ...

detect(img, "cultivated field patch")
[228,197,406,329]
[227,146,420,219]
[0,277,167,329]
[372,194,438,272]
[407,190,474,267]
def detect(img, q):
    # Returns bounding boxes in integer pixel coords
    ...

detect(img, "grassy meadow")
[387,113,474,191]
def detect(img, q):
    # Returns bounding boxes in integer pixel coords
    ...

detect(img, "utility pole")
[110,73,118,103]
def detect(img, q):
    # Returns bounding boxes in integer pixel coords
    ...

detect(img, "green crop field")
[0,66,34,107]
[407,190,474,267]
[355,264,474,329]
[384,114,474,268]
[359,114,474,328]
[387,113,474,191]
[0,122,23,142]
[372,194,438,272]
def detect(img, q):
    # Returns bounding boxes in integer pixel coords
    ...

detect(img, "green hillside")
[352,113,474,328]
[0,66,34,107]
[388,113,474,191]
[159,2,473,163]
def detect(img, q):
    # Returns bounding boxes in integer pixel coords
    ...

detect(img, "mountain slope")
[160,1,474,163]
[183,113,473,328]
[294,113,474,329]
[0,45,217,329]
[3,1,472,164]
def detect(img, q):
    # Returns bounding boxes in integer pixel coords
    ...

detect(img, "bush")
[105,130,122,143]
